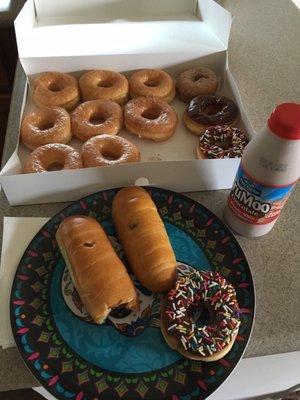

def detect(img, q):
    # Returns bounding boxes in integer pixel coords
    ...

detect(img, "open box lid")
[15,0,231,75]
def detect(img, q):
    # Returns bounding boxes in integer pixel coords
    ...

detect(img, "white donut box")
[0,0,255,205]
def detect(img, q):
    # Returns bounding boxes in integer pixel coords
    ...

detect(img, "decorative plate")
[10,187,254,400]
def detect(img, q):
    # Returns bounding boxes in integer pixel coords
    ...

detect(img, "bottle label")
[227,165,296,225]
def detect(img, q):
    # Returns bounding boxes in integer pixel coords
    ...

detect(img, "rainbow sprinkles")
[163,269,241,357]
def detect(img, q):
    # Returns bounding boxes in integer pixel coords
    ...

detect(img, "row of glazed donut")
[23,135,141,174]
[21,96,177,150]
[32,67,218,110]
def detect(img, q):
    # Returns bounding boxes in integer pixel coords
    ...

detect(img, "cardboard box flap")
[33,0,197,20]
[197,0,231,49]
[15,0,231,70]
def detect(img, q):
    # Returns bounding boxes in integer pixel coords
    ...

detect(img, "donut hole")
[141,106,161,120]
[204,104,221,115]
[191,303,213,328]
[46,161,64,171]
[193,73,205,82]
[97,79,113,88]
[39,121,55,131]
[101,149,121,161]
[48,82,62,92]
[144,78,159,87]
[89,113,106,125]
[215,140,230,150]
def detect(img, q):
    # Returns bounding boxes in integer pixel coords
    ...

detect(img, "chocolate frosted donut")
[197,125,249,159]
[161,269,240,361]
[183,95,239,136]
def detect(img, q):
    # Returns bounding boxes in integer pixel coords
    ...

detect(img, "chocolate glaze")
[186,95,238,125]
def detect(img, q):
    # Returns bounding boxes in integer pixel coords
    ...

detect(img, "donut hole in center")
[48,82,62,92]
[215,140,230,150]
[204,104,221,115]
[46,161,64,171]
[97,79,114,88]
[193,73,205,82]
[101,149,121,161]
[89,113,106,125]
[191,303,213,328]
[141,106,161,120]
[39,121,55,131]
[144,78,159,87]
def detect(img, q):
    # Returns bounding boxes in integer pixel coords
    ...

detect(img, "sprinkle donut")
[197,125,249,159]
[161,269,240,361]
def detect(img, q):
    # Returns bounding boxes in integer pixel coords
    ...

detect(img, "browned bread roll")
[112,187,177,292]
[56,215,138,324]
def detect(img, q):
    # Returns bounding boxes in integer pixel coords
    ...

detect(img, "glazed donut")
[129,69,175,103]
[81,134,140,167]
[23,144,82,174]
[21,107,71,150]
[183,95,239,136]
[71,100,123,142]
[161,269,241,362]
[124,97,178,142]
[176,67,218,103]
[79,70,129,105]
[197,125,249,159]
[32,72,80,111]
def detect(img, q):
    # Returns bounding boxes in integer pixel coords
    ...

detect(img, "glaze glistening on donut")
[129,69,175,103]
[71,100,123,142]
[23,144,82,174]
[161,269,240,362]
[183,95,239,135]
[197,125,249,159]
[32,72,80,111]
[79,70,129,105]
[21,107,72,150]
[124,97,178,142]
[81,134,140,167]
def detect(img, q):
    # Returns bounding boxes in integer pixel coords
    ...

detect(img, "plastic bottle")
[224,103,300,237]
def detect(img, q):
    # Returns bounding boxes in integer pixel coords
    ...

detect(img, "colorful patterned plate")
[10,187,254,400]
